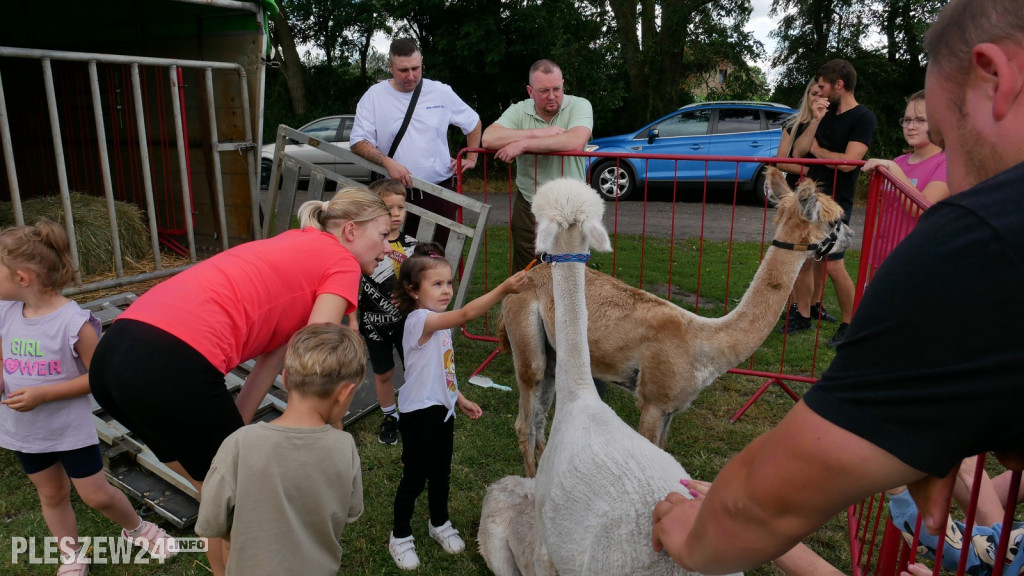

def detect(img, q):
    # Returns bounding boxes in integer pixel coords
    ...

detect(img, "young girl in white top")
[0,219,177,575]
[386,242,526,571]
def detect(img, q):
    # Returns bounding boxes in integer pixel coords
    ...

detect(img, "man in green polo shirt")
[482,59,594,271]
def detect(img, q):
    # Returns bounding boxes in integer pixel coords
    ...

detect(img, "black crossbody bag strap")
[387,80,422,158]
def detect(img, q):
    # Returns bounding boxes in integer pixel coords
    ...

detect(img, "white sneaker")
[428,520,466,554]
[389,533,420,570]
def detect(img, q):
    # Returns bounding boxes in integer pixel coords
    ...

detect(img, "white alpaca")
[478,476,537,576]
[486,177,742,576]
[500,168,853,476]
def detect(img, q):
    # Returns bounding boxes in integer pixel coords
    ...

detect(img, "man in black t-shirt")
[651,2,1024,573]
[778,59,876,347]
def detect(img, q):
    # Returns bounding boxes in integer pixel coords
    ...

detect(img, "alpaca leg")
[533,532,557,576]
[532,373,556,466]
[513,349,547,477]
[638,405,675,449]
[479,495,523,576]
[479,477,536,576]
[516,386,539,478]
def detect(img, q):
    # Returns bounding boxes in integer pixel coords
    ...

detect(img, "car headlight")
[584,144,600,152]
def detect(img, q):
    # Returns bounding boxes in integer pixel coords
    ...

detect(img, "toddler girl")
[0,219,177,575]
[386,242,526,570]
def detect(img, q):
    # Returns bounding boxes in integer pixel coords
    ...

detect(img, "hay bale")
[0,193,152,276]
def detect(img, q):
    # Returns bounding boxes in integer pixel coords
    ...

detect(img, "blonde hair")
[0,218,75,292]
[297,187,389,234]
[283,323,367,399]
[367,178,407,200]
[785,80,819,129]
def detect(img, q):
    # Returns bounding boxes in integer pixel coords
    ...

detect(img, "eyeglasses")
[531,85,563,97]
[899,116,927,127]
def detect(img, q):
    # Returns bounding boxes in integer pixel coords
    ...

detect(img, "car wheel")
[260,159,273,191]
[752,169,770,205]
[592,160,636,201]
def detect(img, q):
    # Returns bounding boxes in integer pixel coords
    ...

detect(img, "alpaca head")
[532,178,612,257]
[765,167,854,257]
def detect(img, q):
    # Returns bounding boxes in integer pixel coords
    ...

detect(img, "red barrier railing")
[849,454,1024,576]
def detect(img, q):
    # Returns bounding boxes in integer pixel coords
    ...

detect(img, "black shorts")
[90,319,243,481]
[362,322,405,375]
[15,444,103,478]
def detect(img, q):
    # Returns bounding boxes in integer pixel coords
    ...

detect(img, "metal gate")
[0,46,258,294]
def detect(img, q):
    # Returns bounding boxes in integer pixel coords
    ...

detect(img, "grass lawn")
[3,229,860,575]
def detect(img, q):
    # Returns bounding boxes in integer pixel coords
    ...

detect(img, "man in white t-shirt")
[350,38,481,245]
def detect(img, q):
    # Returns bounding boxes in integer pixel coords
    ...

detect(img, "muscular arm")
[791,117,821,159]
[486,124,591,152]
[454,120,483,171]
[351,140,412,185]
[488,125,592,163]
[653,401,926,574]
[482,122,557,148]
[810,140,870,172]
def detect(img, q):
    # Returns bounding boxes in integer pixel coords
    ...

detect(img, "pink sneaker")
[55,549,89,575]
[122,520,179,559]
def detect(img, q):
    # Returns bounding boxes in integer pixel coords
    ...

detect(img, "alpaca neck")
[550,261,599,403]
[702,246,809,368]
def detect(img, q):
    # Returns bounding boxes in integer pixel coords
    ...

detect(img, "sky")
[746,0,783,87]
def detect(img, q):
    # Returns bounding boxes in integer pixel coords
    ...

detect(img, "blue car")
[585,101,795,202]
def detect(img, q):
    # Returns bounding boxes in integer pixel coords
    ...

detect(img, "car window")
[764,110,790,129]
[715,109,763,134]
[339,117,354,142]
[650,110,711,138]
[301,117,343,141]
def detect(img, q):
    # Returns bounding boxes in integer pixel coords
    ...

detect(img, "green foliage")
[768,0,950,159]
[262,61,371,144]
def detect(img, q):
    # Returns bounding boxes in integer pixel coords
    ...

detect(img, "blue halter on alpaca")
[537,252,591,265]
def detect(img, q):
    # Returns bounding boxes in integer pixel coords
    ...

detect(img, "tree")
[768,0,950,158]
[603,0,761,128]
[268,2,308,115]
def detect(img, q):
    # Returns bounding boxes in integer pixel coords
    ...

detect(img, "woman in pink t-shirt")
[863,90,949,272]
[89,187,390,574]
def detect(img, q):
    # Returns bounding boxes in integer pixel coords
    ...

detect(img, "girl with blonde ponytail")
[90,187,390,576]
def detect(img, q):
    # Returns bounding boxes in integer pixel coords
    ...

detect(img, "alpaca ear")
[764,167,789,205]
[535,219,558,254]
[796,183,822,223]
[583,220,612,253]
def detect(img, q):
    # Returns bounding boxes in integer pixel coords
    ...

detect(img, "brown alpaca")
[498,168,853,477]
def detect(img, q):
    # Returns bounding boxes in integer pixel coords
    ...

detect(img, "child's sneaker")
[56,549,89,576]
[378,414,399,445]
[122,520,179,559]
[389,533,419,570]
[428,520,466,554]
